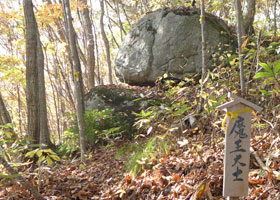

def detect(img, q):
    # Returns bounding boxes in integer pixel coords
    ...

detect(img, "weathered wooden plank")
[223,103,251,197]
[228,93,262,112]
[217,100,239,111]
[218,93,262,199]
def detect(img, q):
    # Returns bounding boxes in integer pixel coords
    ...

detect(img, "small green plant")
[254,61,280,95]
[0,123,17,149]
[115,143,143,160]
[204,93,227,114]
[254,62,280,81]
[169,100,192,118]
[68,109,131,148]
[25,148,60,165]
[56,129,79,158]
[116,135,169,178]
[133,109,155,130]
[0,126,37,166]
[134,110,154,119]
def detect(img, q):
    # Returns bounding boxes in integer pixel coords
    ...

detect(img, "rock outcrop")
[115,8,234,86]
[84,86,151,129]
[85,86,140,113]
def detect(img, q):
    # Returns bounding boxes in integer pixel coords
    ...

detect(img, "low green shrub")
[67,108,132,148]
[116,135,169,178]
[56,129,79,158]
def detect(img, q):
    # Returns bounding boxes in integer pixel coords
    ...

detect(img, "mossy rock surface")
[85,86,142,114]
[86,87,134,108]
[84,85,160,134]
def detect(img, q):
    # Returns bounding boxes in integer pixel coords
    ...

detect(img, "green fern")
[115,143,143,160]
[117,135,169,178]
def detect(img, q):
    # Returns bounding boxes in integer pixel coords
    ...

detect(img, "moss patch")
[91,87,135,105]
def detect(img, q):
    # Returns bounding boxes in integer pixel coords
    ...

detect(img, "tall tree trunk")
[235,0,245,39]
[23,0,53,148]
[23,0,40,144]
[37,30,52,148]
[56,62,76,110]
[196,0,207,113]
[235,0,246,94]
[200,0,207,80]
[108,22,120,48]
[265,0,272,29]
[100,0,113,85]
[0,91,16,139]
[114,0,126,41]
[273,0,278,38]
[17,85,23,136]
[53,56,71,133]
[120,1,131,27]
[93,24,101,85]
[45,49,61,143]
[79,0,96,89]
[63,0,86,160]
[0,91,12,126]
[243,0,256,35]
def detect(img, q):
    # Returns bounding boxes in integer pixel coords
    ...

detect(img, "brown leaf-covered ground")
[1,84,280,200]
[1,129,279,200]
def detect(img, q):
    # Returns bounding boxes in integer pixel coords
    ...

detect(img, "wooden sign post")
[217,93,262,200]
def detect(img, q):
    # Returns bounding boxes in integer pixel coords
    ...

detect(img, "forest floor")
[1,83,280,200]
[1,129,280,200]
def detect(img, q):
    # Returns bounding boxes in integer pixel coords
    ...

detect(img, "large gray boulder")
[115,8,234,85]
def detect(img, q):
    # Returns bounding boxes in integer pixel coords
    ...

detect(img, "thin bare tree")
[79,0,96,89]
[273,0,278,38]
[196,0,207,113]
[235,0,246,94]
[0,91,12,126]
[63,0,86,160]
[201,0,207,80]
[100,0,113,85]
